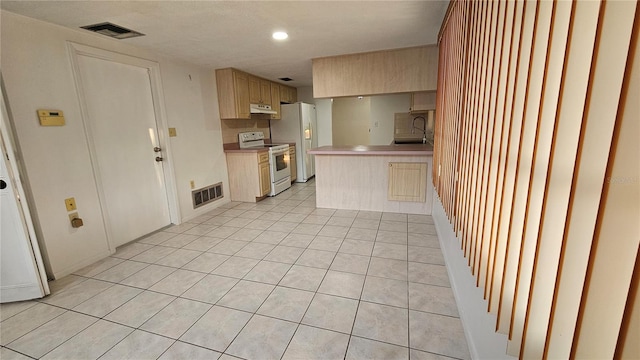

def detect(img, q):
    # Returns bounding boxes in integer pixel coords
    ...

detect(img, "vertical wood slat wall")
[434,0,639,358]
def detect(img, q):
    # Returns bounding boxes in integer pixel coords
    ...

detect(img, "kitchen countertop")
[308,144,433,156]
[223,143,268,153]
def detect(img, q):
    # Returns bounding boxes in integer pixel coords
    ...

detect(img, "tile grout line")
[17,182,466,359]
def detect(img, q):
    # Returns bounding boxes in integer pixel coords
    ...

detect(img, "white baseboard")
[432,192,515,360]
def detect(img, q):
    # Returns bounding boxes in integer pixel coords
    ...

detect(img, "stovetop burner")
[238,131,288,152]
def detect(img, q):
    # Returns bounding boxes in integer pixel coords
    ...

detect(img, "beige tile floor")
[0,180,470,360]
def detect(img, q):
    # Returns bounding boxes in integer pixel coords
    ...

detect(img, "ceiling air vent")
[279,77,293,82]
[81,22,144,39]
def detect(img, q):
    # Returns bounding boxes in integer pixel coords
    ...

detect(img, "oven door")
[270,148,290,183]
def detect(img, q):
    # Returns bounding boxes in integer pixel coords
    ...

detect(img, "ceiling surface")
[1,1,449,87]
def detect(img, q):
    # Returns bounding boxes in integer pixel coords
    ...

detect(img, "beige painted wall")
[221,118,271,144]
[332,97,370,145]
[330,94,412,146]
[1,10,229,278]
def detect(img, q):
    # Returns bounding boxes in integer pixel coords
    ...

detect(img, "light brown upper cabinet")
[280,85,298,104]
[249,75,272,105]
[410,91,436,113]
[312,45,438,98]
[215,68,251,120]
[216,67,297,120]
[270,83,281,120]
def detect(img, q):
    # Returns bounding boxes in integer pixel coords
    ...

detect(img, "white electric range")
[238,132,291,196]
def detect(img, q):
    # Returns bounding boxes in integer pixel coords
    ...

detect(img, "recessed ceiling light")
[272,31,288,40]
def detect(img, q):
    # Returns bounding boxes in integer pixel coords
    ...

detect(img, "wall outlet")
[65,197,76,211]
[190,180,195,189]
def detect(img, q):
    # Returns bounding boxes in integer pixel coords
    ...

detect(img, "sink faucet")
[412,116,427,143]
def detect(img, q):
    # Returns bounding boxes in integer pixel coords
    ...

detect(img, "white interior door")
[76,55,171,248]
[1,85,49,302]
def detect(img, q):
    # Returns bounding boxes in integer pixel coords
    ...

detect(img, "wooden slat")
[506,1,554,354]
[522,1,601,358]
[490,0,525,314]
[456,0,479,240]
[569,1,638,358]
[447,5,463,216]
[513,0,573,357]
[453,1,471,228]
[468,0,493,270]
[496,0,537,335]
[483,0,514,303]
[436,1,637,358]
[477,0,506,292]
[472,0,500,286]
[614,247,640,360]
[462,0,484,254]
[457,0,475,249]
[454,2,476,238]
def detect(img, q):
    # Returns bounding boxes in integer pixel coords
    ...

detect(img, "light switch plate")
[65,197,76,211]
[168,128,177,137]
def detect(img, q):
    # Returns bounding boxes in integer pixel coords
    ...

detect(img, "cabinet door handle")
[155,157,164,162]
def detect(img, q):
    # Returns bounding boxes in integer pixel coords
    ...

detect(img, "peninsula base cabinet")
[312,153,433,215]
[226,151,271,202]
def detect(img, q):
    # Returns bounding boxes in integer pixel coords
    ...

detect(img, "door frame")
[67,42,180,252]
[1,75,50,298]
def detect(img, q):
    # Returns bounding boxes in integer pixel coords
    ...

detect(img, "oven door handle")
[271,149,289,156]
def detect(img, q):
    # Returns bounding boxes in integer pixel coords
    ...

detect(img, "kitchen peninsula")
[308,144,434,215]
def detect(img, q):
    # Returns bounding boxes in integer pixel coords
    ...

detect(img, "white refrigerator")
[270,102,317,182]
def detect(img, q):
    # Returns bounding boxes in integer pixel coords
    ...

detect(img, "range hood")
[250,103,277,115]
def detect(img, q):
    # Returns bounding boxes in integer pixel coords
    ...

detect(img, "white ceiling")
[1,1,449,87]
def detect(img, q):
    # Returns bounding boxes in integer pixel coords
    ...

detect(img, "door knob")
[155,157,163,162]
[153,147,162,152]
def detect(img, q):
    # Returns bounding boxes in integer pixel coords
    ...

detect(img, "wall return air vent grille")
[192,182,223,209]
[80,22,144,39]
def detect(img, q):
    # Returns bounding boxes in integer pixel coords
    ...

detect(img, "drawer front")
[258,152,270,163]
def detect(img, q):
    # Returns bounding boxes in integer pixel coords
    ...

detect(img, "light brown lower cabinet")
[258,160,270,196]
[289,145,297,182]
[387,162,427,202]
[226,151,271,202]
